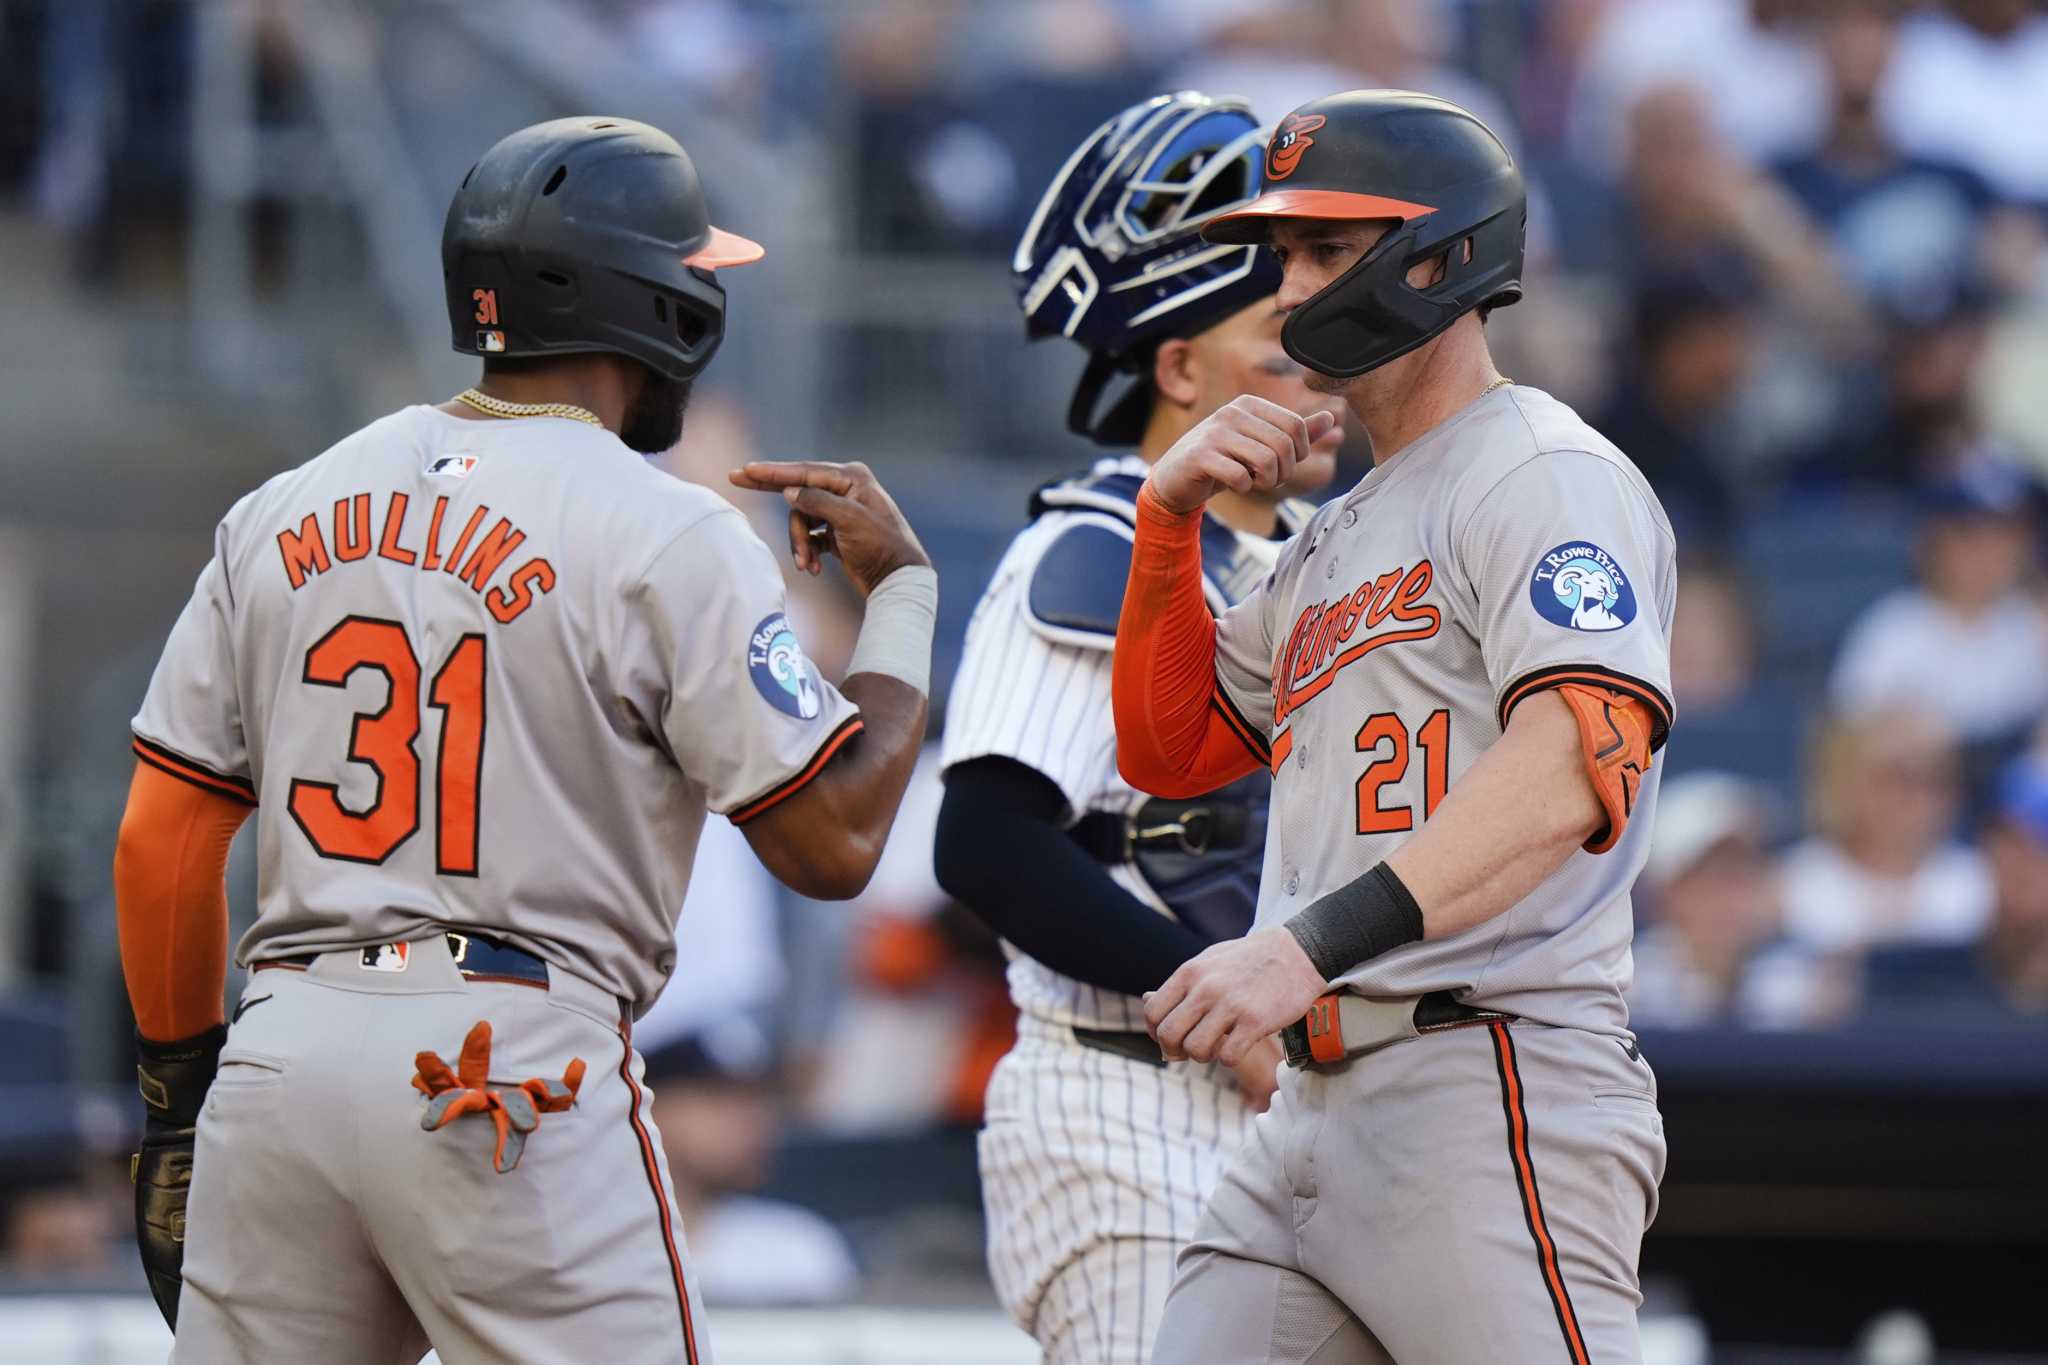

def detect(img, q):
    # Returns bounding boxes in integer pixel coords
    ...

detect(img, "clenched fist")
[1146,395,1341,516]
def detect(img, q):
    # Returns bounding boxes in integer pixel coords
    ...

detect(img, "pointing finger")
[729,461,861,497]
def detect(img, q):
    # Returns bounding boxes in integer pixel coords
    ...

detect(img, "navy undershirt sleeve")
[934,757,1211,1000]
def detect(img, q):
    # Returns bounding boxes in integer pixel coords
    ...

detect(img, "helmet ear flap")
[1278,219,1443,378]
[1277,198,1525,379]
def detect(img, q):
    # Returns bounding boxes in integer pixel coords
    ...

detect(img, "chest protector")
[1023,468,1308,943]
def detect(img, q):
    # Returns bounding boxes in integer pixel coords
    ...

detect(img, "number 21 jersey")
[1211,385,1677,1037]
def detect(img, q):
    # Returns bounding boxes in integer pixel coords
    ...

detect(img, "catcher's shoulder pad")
[1028,468,1147,527]
[1026,515,1135,649]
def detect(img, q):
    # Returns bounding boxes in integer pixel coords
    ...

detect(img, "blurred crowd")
[5,0,2048,1303]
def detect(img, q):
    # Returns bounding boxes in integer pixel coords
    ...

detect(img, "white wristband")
[846,565,938,696]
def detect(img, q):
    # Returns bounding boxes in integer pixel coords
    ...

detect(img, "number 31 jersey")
[1212,384,1677,1038]
[131,405,860,1013]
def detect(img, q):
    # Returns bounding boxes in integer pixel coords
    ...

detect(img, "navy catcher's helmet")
[443,117,763,383]
[1014,92,1282,445]
[1205,90,1524,379]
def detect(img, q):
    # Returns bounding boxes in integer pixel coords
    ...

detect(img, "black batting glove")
[132,1024,226,1330]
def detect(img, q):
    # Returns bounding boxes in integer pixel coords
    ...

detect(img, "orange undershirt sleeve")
[114,759,253,1042]
[1112,485,1264,799]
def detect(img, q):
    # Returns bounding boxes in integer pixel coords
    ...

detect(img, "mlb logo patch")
[360,943,411,973]
[476,329,506,352]
[426,454,480,479]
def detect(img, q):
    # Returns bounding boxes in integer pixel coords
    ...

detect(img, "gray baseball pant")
[170,935,713,1364]
[1149,1016,1664,1364]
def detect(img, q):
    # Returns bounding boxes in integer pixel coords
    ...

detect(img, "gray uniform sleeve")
[131,525,257,803]
[1213,576,1278,748]
[1456,451,1676,747]
[633,508,863,822]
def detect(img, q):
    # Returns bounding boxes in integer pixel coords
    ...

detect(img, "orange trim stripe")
[1489,1021,1591,1365]
[1499,667,1672,750]
[1269,728,1295,776]
[131,741,257,806]
[729,716,865,825]
[1209,682,1271,763]
[1206,189,1438,242]
[617,1017,700,1365]
[1276,620,1443,723]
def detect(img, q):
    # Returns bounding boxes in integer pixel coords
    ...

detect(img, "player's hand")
[1224,1032,1285,1113]
[1145,396,1341,516]
[728,460,932,595]
[1144,927,1326,1066]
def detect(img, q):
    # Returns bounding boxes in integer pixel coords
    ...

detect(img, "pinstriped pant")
[979,1013,1257,1365]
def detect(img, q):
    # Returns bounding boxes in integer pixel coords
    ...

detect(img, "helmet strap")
[1067,348,1155,447]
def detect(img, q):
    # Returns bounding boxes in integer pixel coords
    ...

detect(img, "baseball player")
[1115,92,1674,1362]
[113,117,938,1363]
[932,93,1341,1365]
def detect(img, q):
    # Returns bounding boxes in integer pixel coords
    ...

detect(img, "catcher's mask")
[1014,91,1282,445]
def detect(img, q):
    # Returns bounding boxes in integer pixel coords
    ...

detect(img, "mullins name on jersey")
[273,491,556,624]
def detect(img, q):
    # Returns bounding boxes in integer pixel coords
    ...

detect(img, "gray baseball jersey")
[1213,383,1676,1036]
[132,404,859,1012]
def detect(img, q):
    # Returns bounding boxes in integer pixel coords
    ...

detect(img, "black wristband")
[135,1025,228,1128]
[1282,861,1425,981]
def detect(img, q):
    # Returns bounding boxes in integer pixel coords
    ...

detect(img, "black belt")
[1278,990,1509,1067]
[1071,1026,1166,1068]
[256,932,549,988]
[1070,797,1251,863]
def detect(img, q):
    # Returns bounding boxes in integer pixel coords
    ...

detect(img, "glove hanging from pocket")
[133,1024,229,1329]
[412,1020,585,1173]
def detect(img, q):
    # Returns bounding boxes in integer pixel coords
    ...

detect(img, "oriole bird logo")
[1266,113,1326,181]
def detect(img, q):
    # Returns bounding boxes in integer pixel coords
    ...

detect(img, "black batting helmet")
[442,117,763,383]
[1203,90,1524,379]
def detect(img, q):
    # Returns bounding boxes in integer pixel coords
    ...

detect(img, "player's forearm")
[114,761,250,1041]
[1284,692,1630,980]
[747,673,926,900]
[1384,691,1603,941]
[1113,485,1262,798]
[935,759,1211,996]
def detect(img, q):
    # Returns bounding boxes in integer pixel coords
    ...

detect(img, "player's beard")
[620,374,695,454]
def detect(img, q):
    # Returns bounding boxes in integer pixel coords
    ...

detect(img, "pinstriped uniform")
[944,457,1291,1363]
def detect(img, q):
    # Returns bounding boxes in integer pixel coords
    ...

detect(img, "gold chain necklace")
[1479,376,1514,398]
[454,388,603,428]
